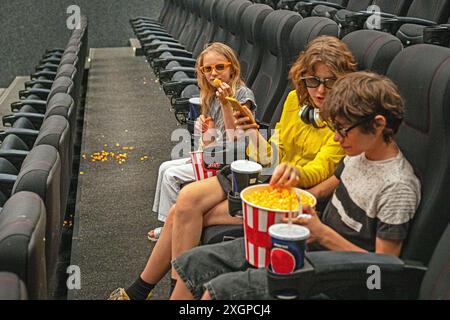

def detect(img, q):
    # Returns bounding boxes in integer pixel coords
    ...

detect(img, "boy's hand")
[269,163,300,188]
[282,205,325,244]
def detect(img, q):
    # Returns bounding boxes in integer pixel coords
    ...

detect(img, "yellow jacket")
[248,90,345,188]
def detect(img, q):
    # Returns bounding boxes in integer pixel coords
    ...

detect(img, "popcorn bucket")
[240,184,316,268]
[190,150,219,181]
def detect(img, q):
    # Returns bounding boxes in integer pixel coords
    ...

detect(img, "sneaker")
[108,287,153,300]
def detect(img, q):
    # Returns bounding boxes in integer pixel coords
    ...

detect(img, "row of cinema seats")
[131,0,450,135]
[130,0,413,241]
[0,17,89,299]
[132,0,450,299]
[273,0,450,46]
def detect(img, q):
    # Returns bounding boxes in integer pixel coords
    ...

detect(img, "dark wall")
[0,0,163,87]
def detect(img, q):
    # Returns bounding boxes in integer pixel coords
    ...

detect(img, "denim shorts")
[172,238,273,300]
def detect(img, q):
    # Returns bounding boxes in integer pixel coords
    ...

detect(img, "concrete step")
[129,38,143,56]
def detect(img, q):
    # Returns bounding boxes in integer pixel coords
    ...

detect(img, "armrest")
[0,150,30,171]
[143,41,185,52]
[0,174,18,198]
[309,1,344,10]
[0,129,39,148]
[423,25,450,47]
[344,11,395,26]
[159,67,196,83]
[45,48,64,54]
[267,251,427,299]
[396,17,437,27]
[378,17,436,34]
[40,56,61,65]
[277,0,302,10]
[19,88,50,101]
[3,113,45,128]
[146,47,192,60]
[152,57,196,74]
[138,30,173,40]
[163,79,198,97]
[43,52,63,59]
[141,35,177,46]
[30,70,57,81]
[11,100,47,113]
[35,62,58,72]
[24,79,54,90]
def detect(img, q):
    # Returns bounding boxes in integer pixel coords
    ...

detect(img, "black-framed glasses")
[300,76,337,89]
[327,114,376,138]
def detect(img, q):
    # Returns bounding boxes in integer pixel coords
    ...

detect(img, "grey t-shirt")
[321,151,421,252]
[205,85,257,143]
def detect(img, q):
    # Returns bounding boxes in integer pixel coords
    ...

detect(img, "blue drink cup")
[269,224,310,274]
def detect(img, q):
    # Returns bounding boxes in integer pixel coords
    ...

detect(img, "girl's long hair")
[196,43,243,115]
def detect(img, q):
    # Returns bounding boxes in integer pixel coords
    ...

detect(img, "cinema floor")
[68,46,179,299]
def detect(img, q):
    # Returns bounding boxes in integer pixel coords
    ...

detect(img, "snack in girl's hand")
[213,78,222,87]
[225,96,259,127]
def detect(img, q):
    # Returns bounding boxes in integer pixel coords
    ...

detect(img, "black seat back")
[33,115,71,221]
[250,10,303,126]
[404,0,450,22]
[342,29,403,75]
[238,3,274,86]
[371,0,412,16]
[12,145,61,292]
[223,0,253,55]
[386,44,450,265]
[419,223,450,299]
[191,0,220,58]
[0,192,47,299]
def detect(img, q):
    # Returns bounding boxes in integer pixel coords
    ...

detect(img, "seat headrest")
[48,77,74,101]
[13,145,60,202]
[226,0,252,34]
[262,10,303,56]
[241,4,273,44]
[44,93,74,120]
[55,64,76,80]
[34,116,70,151]
[289,17,339,61]
[342,30,403,75]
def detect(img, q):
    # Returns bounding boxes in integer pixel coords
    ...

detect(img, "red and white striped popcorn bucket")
[190,150,219,181]
[240,184,316,268]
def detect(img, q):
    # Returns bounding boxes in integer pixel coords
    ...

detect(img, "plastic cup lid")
[231,160,262,174]
[189,97,201,105]
[269,224,310,241]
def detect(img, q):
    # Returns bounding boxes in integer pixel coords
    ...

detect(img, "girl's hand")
[233,108,258,131]
[216,82,233,105]
[195,115,213,133]
[269,163,300,188]
[282,205,325,244]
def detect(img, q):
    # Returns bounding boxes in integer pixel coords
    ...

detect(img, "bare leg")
[201,290,212,300]
[140,205,176,284]
[170,273,194,300]
[203,200,243,227]
[170,176,226,278]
